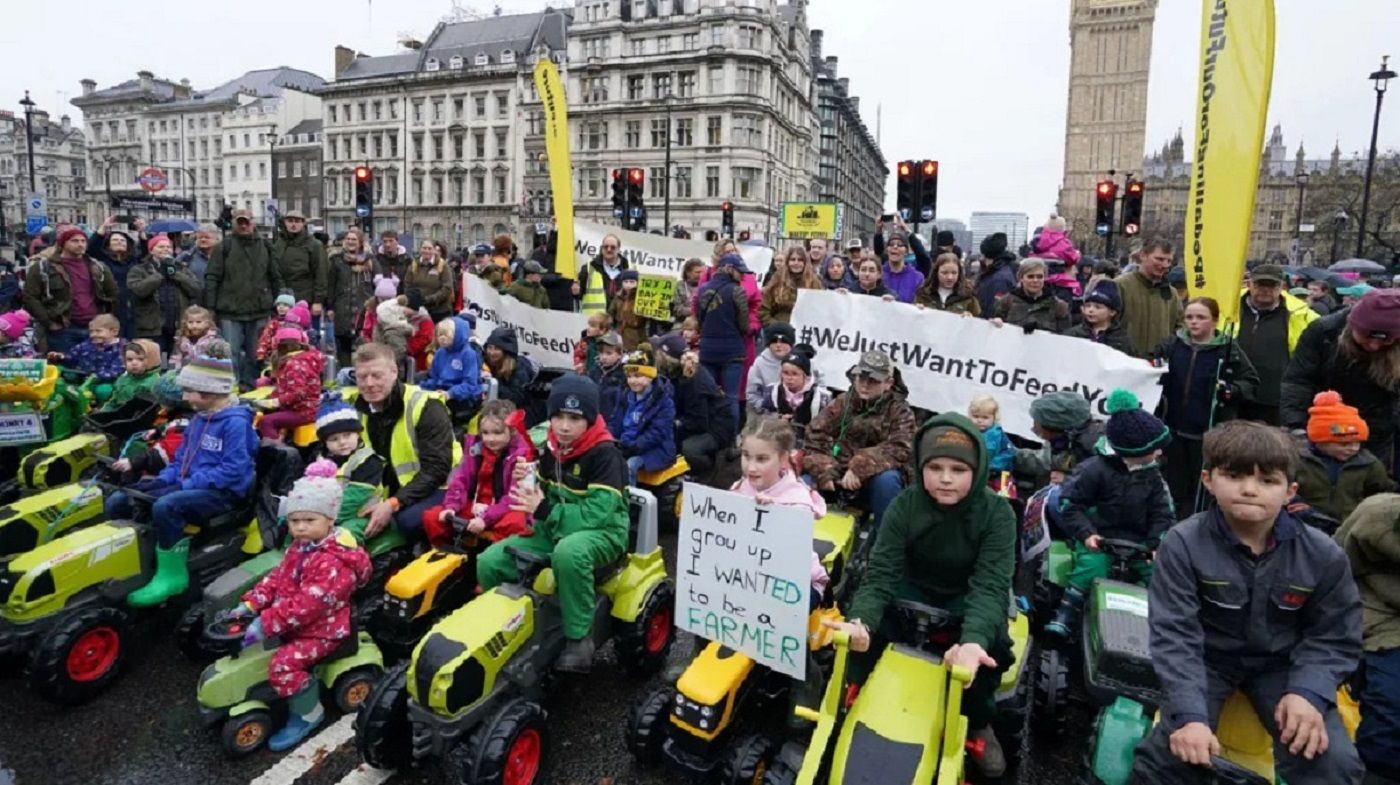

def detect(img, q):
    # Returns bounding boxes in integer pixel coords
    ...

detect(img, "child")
[680,316,700,351]
[1032,214,1081,265]
[573,312,613,375]
[103,339,162,411]
[372,297,413,366]
[1044,389,1174,638]
[0,309,36,358]
[422,400,536,548]
[1131,421,1363,785]
[618,350,677,486]
[745,322,796,418]
[233,460,371,750]
[590,332,627,435]
[256,295,299,362]
[758,348,830,448]
[1295,391,1392,525]
[401,290,438,373]
[732,417,829,607]
[313,399,387,545]
[968,395,1017,477]
[476,374,631,673]
[110,342,257,607]
[1065,280,1135,355]
[255,328,325,441]
[170,305,220,370]
[420,316,483,420]
[848,256,893,299]
[111,371,190,484]
[505,261,550,309]
[358,276,399,344]
[609,269,646,351]
[54,314,126,402]
[1012,390,1106,494]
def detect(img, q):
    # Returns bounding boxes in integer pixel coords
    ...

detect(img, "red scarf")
[547,415,614,462]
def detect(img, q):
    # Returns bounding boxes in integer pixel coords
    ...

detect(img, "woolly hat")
[374,276,398,301]
[177,349,236,395]
[275,326,307,346]
[781,345,814,377]
[1029,391,1091,432]
[56,227,86,250]
[0,310,31,341]
[1104,389,1171,457]
[404,288,425,312]
[316,398,362,440]
[919,424,981,470]
[285,300,312,330]
[284,459,343,521]
[548,373,599,423]
[764,322,796,347]
[1346,290,1400,339]
[936,230,956,247]
[1083,279,1122,312]
[623,350,657,379]
[980,232,1008,259]
[1307,390,1368,444]
[885,230,909,247]
[275,293,296,309]
[617,269,640,283]
[153,371,186,409]
[485,325,519,356]
[147,234,172,254]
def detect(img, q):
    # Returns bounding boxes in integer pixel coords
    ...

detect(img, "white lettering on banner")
[466,273,588,368]
[677,483,812,680]
[789,289,1165,442]
[573,219,773,282]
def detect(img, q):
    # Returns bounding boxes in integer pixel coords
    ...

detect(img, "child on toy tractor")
[1129,421,1364,785]
[253,327,324,442]
[421,399,535,548]
[476,374,630,673]
[109,371,191,484]
[223,463,372,750]
[105,342,258,608]
[49,314,125,405]
[1013,389,1107,495]
[825,413,1017,779]
[101,340,161,412]
[312,398,387,544]
[418,315,484,424]
[1045,389,1173,639]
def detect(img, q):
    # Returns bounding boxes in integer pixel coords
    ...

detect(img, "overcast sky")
[4,0,1397,223]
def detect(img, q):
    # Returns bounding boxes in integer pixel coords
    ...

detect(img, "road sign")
[111,195,194,212]
[25,216,46,235]
[24,192,46,218]
[778,202,842,240]
[355,204,371,218]
[137,168,168,193]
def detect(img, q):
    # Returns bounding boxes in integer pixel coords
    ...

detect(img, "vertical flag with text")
[534,58,576,281]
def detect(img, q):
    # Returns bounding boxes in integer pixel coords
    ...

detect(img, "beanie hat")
[316,398,362,440]
[147,234,172,254]
[56,227,86,250]
[936,230,955,247]
[1104,389,1171,457]
[1346,290,1400,339]
[153,371,186,409]
[1084,279,1123,312]
[764,322,796,347]
[885,230,909,246]
[781,351,812,377]
[275,293,296,309]
[177,353,236,395]
[618,269,640,283]
[919,424,981,470]
[285,301,312,330]
[485,325,519,356]
[980,232,1008,259]
[1307,390,1369,444]
[284,459,343,521]
[0,309,32,341]
[649,332,684,359]
[374,277,399,301]
[275,326,307,346]
[1029,391,1091,432]
[547,373,600,423]
[404,288,425,312]
[623,350,657,379]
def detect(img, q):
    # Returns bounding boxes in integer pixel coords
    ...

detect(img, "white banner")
[677,483,812,680]
[464,273,587,369]
[572,219,773,282]
[789,289,1165,441]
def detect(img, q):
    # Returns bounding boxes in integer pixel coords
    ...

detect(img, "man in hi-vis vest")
[574,233,629,315]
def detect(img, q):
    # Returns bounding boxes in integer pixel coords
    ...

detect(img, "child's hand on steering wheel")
[821,619,871,652]
[943,642,997,683]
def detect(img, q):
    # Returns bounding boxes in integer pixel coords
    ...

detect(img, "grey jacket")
[1149,510,1361,729]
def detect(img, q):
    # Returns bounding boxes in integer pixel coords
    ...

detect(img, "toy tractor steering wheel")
[505,545,552,585]
[205,615,250,644]
[892,599,961,651]
[1099,538,1153,581]
[442,514,483,552]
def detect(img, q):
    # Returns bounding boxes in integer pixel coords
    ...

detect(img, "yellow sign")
[534,59,576,281]
[778,202,842,240]
[1183,0,1275,326]
[634,275,675,322]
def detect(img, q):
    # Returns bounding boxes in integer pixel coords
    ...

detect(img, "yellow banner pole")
[534,59,576,281]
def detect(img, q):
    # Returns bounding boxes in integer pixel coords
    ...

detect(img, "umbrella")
[1294,266,1352,288]
[147,219,199,234]
[1329,258,1387,274]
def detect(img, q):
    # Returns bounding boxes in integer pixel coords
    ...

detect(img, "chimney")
[850,97,859,114]
[824,56,837,78]
[838,77,849,96]
[60,115,71,131]
[80,78,96,97]
[334,45,359,78]
[810,29,823,61]
[174,78,192,99]
[137,70,154,92]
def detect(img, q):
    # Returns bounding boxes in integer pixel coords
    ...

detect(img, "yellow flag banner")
[534,58,576,281]
[1183,0,1275,326]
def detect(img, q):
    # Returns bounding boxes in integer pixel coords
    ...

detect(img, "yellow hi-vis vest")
[580,264,610,316]
[359,385,435,487]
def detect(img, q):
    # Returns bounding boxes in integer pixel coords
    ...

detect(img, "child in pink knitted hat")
[0,309,36,358]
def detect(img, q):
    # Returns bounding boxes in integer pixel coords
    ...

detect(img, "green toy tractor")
[0,362,92,503]
[197,615,385,757]
[354,488,676,784]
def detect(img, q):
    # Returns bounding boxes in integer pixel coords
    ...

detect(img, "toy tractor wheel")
[221,710,273,757]
[719,733,774,785]
[454,697,547,785]
[29,606,129,705]
[624,685,674,765]
[993,641,1036,770]
[761,742,803,785]
[1034,647,1070,739]
[332,665,383,714]
[658,482,683,530]
[175,604,225,662]
[615,582,675,676]
[354,662,415,770]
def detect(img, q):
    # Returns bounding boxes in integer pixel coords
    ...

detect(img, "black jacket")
[206,233,286,321]
[670,364,735,446]
[1152,331,1260,438]
[1064,320,1136,356]
[1058,455,1176,544]
[272,230,328,306]
[126,257,201,338]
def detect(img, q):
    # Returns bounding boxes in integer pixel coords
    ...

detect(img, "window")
[433,133,444,161]
[677,71,696,98]
[258,162,266,179]
[243,133,251,148]
[657,36,671,54]
[308,160,318,176]
[650,119,668,147]
[733,114,762,148]
[737,66,761,94]
[708,67,724,95]
[705,165,720,198]
[583,122,607,151]
[358,102,367,121]
[472,175,485,204]
[452,134,464,159]
[388,132,398,157]
[732,166,758,199]
[201,140,210,158]
[709,25,726,46]
[230,164,237,180]
[473,132,485,159]
[358,135,368,156]
[412,101,424,123]
[453,97,464,119]
[413,134,424,161]
[582,76,609,103]
[496,94,509,118]
[494,176,507,204]
[431,99,444,122]
[425,58,441,72]
[706,116,722,145]
[432,177,444,204]
[675,166,692,198]
[649,167,665,199]
[449,55,464,69]
[653,73,672,99]
[495,130,508,158]
[624,121,641,149]
[188,140,196,158]
[389,100,399,119]
[373,100,382,120]
[675,118,693,147]
[630,38,645,57]
[475,52,489,66]
[373,134,383,158]
[682,33,698,50]
[452,176,464,203]
[474,96,486,118]
[501,50,515,64]
[583,37,609,60]
[627,75,645,101]
[412,177,423,204]
[737,25,762,49]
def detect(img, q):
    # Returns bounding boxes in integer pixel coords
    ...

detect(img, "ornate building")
[811,29,885,245]
[1057,0,1158,228]
[0,107,87,233]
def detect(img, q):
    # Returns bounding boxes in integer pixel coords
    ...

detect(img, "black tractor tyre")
[175,603,229,662]
[615,582,676,677]
[1033,646,1070,739]
[624,685,674,765]
[719,733,774,785]
[993,641,1036,770]
[354,662,415,770]
[453,698,548,785]
[332,664,383,714]
[761,742,803,785]
[221,710,273,757]
[29,605,129,705]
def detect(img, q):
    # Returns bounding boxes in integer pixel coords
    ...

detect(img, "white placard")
[789,288,1165,442]
[464,273,588,369]
[1103,593,1149,617]
[677,483,813,680]
[572,219,774,282]
[0,412,46,446]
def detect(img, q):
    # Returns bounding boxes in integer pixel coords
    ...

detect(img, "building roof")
[153,67,326,111]
[71,76,181,106]
[286,119,323,136]
[334,9,569,82]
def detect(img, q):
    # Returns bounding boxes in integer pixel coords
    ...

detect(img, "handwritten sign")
[633,275,675,322]
[0,359,47,383]
[0,412,46,446]
[677,483,813,679]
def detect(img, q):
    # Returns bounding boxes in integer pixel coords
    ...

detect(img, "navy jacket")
[592,362,627,437]
[975,252,1018,317]
[619,379,677,471]
[696,274,748,364]
[672,364,735,446]
[1058,455,1175,544]
[1152,331,1260,438]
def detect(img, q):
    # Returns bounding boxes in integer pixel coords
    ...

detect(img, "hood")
[202,402,256,428]
[105,230,138,263]
[733,470,826,517]
[913,412,990,501]
[448,316,474,352]
[318,529,374,586]
[1173,328,1232,348]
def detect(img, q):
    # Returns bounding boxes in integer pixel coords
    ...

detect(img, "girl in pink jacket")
[1033,214,1082,265]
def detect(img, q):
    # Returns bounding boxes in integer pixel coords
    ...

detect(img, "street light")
[661,91,674,232]
[1332,209,1349,264]
[1294,171,1309,263]
[267,124,278,223]
[1357,55,1396,257]
[19,91,37,193]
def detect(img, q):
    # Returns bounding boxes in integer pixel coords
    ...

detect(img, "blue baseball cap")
[473,243,491,255]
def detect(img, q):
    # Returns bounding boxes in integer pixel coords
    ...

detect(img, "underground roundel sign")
[138,168,168,193]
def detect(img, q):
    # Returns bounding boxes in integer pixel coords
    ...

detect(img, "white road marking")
[334,765,395,785]
[249,714,357,785]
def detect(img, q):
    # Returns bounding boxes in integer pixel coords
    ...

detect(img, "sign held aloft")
[778,202,842,240]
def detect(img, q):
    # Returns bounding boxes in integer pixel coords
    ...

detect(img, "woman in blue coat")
[617,350,677,486]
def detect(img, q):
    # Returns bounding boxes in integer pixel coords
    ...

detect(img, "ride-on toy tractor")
[0,442,297,704]
[354,488,676,784]
[1035,538,1156,738]
[197,614,385,757]
[636,457,688,530]
[0,362,92,502]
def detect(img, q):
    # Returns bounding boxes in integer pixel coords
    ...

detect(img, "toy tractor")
[0,362,91,503]
[636,456,688,530]
[197,614,385,757]
[0,442,298,704]
[354,488,675,784]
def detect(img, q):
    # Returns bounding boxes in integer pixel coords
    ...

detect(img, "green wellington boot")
[128,538,191,608]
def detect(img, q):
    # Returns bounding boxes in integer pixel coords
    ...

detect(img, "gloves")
[1022,323,1037,335]
[240,618,265,648]
[219,603,255,622]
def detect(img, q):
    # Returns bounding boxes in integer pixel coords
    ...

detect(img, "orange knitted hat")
[1306,391,1369,444]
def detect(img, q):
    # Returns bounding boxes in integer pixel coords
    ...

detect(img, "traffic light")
[215,202,234,231]
[626,168,646,231]
[720,201,734,238]
[918,160,939,222]
[1095,180,1117,237]
[354,166,374,232]
[611,169,626,219]
[1121,180,1144,236]
[895,161,916,221]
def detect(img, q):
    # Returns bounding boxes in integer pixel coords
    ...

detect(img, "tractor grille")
[483,631,508,659]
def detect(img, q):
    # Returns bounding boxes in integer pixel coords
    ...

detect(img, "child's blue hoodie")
[982,423,1016,473]
[421,316,483,402]
[158,404,257,496]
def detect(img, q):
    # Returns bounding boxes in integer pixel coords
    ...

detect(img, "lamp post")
[1294,171,1309,263]
[267,124,278,226]
[19,91,38,193]
[1332,210,1349,264]
[662,91,674,233]
[1357,56,1396,257]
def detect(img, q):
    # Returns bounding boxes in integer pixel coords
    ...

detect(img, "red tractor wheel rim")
[67,627,120,682]
[644,606,673,653]
[504,728,541,785]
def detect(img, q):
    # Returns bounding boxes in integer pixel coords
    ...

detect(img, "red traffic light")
[1096,181,1114,196]
[354,166,371,183]
[721,201,732,211]
[611,168,621,179]
[921,161,938,177]
[628,168,645,184]
[897,162,911,177]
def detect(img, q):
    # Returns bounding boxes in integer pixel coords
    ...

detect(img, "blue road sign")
[25,216,47,235]
[355,205,370,218]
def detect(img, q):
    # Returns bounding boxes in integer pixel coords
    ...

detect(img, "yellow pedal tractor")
[0,361,93,502]
[354,488,676,784]
[636,456,688,530]
[241,386,321,456]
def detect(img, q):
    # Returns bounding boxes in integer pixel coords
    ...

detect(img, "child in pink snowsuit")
[1033,215,1082,266]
